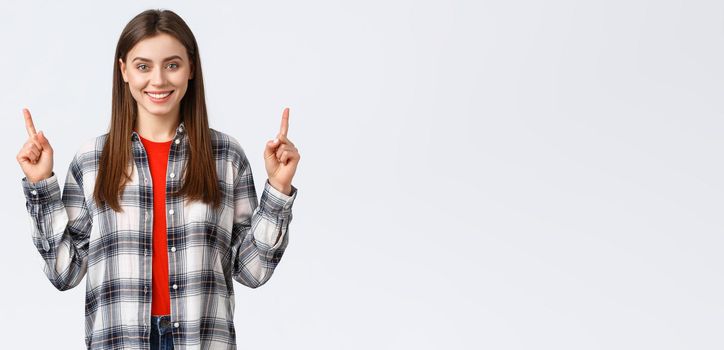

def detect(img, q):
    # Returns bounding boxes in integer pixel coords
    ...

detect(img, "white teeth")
[146,91,172,98]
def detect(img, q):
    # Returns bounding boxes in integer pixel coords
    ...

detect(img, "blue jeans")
[150,315,175,350]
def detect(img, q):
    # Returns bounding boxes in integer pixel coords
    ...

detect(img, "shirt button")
[144,178,148,184]
[174,322,179,328]
[178,126,184,133]
[169,173,175,178]
[172,284,178,290]
[175,139,180,144]
[169,209,174,215]
[170,247,176,252]
[30,190,38,195]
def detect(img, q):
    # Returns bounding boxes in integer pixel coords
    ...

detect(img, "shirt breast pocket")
[183,198,215,223]
[183,198,227,251]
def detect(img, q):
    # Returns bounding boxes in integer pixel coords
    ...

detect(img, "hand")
[16,108,54,184]
[264,107,300,195]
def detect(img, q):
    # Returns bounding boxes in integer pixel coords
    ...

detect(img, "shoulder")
[61,133,106,182]
[72,133,107,167]
[209,128,250,169]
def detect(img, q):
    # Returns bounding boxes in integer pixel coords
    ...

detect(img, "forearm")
[230,180,297,288]
[22,172,91,291]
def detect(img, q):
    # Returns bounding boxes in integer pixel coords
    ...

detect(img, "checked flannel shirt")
[21,122,297,349]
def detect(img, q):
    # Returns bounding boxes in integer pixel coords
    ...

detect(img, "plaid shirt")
[21,122,297,350]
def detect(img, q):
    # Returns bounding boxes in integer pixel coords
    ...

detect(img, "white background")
[1,1,722,349]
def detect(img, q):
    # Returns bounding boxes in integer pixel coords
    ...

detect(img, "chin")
[142,104,176,117]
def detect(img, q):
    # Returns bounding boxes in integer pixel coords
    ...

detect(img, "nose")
[150,66,167,86]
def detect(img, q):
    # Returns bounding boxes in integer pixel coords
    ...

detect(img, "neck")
[134,108,180,142]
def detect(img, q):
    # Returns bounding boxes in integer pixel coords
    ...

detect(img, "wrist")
[27,172,52,184]
[268,179,292,195]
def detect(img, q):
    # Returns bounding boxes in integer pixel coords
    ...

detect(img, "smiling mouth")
[145,90,174,99]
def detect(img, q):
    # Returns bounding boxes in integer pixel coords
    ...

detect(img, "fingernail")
[274,138,279,143]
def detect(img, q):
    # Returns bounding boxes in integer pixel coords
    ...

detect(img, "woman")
[16,9,299,350]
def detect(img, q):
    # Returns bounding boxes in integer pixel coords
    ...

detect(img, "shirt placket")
[166,123,185,332]
[133,134,153,336]
[133,122,186,337]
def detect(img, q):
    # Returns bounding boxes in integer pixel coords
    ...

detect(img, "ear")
[118,58,128,83]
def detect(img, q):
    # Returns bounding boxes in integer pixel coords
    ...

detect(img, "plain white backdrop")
[1,0,722,349]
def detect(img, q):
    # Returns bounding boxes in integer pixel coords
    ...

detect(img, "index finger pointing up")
[278,107,289,137]
[23,108,37,137]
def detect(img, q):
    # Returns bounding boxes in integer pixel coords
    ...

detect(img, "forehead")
[127,33,188,61]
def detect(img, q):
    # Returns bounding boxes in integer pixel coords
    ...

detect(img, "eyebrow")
[132,55,184,63]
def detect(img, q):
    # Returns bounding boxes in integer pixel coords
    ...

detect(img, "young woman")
[16,9,299,350]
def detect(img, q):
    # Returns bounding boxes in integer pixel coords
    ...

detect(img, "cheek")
[171,77,190,97]
[127,75,145,92]
[127,81,146,102]
[171,73,189,89]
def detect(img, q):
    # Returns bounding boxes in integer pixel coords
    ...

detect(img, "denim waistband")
[151,315,173,336]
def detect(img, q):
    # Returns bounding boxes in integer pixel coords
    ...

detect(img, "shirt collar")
[131,121,186,141]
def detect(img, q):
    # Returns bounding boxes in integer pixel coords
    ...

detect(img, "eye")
[167,63,179,70]
[136,64,149,71]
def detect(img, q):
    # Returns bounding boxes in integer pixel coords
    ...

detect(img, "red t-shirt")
[138,133,173,316]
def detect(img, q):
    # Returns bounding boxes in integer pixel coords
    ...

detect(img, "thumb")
[38,131,52,149]
[264,138,279,157]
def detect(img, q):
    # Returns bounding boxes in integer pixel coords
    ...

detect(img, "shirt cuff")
[259,179,297,216]
[21,172,60,205]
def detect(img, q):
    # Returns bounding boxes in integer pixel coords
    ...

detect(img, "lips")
[145,90,174,102]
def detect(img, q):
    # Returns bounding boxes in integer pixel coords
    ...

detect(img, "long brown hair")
[93,9,220,212]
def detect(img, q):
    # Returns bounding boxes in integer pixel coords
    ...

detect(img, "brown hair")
[93,9,220,212]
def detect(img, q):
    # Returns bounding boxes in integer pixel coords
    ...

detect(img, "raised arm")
[228,140,297,288]
[17,108,92,291]
[229,107,300,288]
